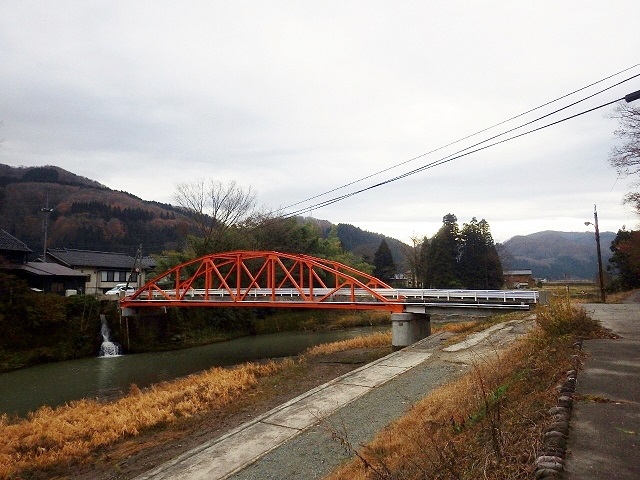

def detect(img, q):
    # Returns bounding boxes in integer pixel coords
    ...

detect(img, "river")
[0,326,387,417]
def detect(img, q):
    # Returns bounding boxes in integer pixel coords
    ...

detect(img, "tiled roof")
[47,248,137,269]
[0,229,33,253]
[141,256,157,269]
[16,262,89,277]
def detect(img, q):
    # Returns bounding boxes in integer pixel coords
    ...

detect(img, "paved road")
[137,318,533,480]
[564,302,640,479]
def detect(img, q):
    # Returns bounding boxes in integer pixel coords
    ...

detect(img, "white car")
[105,284,136,295]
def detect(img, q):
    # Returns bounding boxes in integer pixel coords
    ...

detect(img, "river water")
[0,326,387,417]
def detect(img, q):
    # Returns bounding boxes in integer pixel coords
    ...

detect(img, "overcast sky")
[1,1,640,244]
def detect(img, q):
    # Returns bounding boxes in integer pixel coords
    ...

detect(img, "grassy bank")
[0,299,608,479]
[0,331,392,479]
[324,300,607,480]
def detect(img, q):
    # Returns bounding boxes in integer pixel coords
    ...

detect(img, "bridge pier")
[391,312,431,351]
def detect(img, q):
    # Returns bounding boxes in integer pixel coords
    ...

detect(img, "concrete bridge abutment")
[391,312,431,351]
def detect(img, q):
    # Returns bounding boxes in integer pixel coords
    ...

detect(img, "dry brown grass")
[305,331,392,356]
[0,329,394,479]
[325,331,570,480]
[0,359,293,478]
[535,298,603,337]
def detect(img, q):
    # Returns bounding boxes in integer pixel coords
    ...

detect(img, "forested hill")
[0,165,195,255]
[0,164,408,264]
[335,223,407,268]
[500,230,617,280]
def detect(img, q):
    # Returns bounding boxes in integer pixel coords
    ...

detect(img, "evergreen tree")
[459,218,503,289]
[479,219,504,289]
[373,239,396,281]
[608,228,640,290]
[423,214,461,288]
[459,218,486,288]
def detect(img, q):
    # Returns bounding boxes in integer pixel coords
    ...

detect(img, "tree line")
[386,214,504,289]
[169,179,505,289]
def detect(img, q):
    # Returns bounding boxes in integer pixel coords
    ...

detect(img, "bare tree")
[402,235,425,288]
[609,103,640,212]
[174,179,256,255]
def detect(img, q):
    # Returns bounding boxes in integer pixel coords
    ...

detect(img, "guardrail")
[129,288,539,304]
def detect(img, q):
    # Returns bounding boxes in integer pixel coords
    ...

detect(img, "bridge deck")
[120,288,539,313]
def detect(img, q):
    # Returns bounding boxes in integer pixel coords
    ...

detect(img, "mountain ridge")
[0,164,622,280]
[500,230,616,280]
[0,164,409,265]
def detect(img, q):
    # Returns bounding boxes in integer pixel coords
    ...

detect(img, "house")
[46,248,153,295]
[1,229,87,294]
[503,269,535,289]
[0,228,32,265]
[13,261,89,295]
[388,272,413,288]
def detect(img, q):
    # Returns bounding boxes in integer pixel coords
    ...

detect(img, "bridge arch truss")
[120,250,405,312]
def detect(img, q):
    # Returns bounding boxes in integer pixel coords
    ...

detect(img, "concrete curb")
[534,340,582,479]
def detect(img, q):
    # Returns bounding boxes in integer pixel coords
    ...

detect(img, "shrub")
[535,299,602,338]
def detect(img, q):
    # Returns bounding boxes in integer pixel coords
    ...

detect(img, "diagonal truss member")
[120,250,405,312]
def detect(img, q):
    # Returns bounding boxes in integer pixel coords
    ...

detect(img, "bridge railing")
[387,289,539,304]
[123,287,538,305]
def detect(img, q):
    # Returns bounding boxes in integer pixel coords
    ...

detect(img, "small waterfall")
[99,315,122,357]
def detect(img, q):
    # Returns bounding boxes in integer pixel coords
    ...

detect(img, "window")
[100,271,138,282]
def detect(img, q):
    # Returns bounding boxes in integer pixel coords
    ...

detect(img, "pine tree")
[459,218,504,289]
[423,214,461,288]
[373,239,396,281]
[479,219,504,289]
[459,218,486,288]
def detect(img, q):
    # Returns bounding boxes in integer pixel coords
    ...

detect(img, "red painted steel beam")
[120,250,404,312]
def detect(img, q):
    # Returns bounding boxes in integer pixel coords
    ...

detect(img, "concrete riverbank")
[136,318,534,480]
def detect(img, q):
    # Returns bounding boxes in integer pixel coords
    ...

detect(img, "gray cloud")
[1,1,639,244]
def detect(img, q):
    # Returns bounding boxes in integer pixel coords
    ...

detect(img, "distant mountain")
[0,164,105,189]
[500,230,617,280]
[0,164,198,255]
[0,164,410,266]
[4,165,614,280]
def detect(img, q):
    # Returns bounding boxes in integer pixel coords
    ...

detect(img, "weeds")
[0,329,391,478]
[0,359,293,478]
[535,298,603,337]
[305,331,391,356]
[324,304,599,480]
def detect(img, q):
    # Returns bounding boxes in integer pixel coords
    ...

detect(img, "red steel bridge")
[119,251,539,314]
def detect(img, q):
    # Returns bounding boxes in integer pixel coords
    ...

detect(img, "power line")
[282,64,640,211]
[283,95,628,218]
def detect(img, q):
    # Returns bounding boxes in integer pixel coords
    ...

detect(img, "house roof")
[142,255,157,269]
[0,229,33,253]
[16,261,89,278]
[47,248,138,269]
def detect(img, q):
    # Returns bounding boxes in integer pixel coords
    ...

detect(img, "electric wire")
[282,96,626,218]
[282,64,640,211]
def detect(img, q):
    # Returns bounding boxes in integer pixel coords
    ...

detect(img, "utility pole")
[593,205,606,303]
[585,204,606,303]
[41,197,54,262]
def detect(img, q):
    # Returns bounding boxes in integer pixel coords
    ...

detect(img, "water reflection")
[0,326,387,417]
